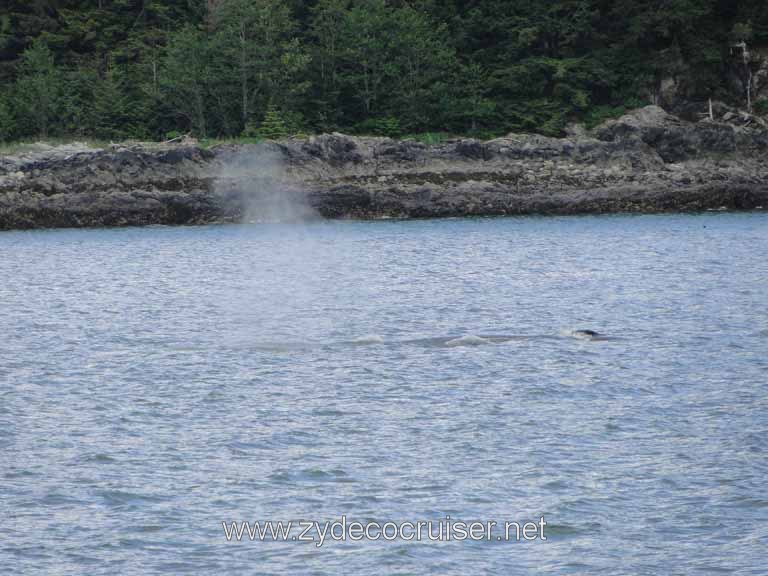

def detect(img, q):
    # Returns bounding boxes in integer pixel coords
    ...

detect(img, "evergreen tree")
[91,63,145,140]
[159,25,211,137]
[245,103,288,139]
[387,4,456,130]
[309,0,349,130]
[14,38,63,138]
[1,0,767,141]
[455,63,496,133]
[59,62,99,137]
[212,0,309,133]
[321,0,456,130]
[0,93,14,142]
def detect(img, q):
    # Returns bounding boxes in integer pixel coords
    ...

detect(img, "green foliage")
[212,0,309,128]
[244,105,289,140]
[159,25,211,137]
[355,117,402,138]
[14,38,63,138]
[452,63,496,133]
[58,64,98,137]
[317,0,456,131]
[91,64,147,140]
[0,94,14,142]
[754,100,768,117]
[585,97,655,129]
[584,105,630,129]
[402,132,453,145]
[1,0,768,141]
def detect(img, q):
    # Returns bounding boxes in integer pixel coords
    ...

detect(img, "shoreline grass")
[2,131,477,156]
[0,138,111,156]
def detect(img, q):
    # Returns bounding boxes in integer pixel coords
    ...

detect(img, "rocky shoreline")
[1,106,767,231]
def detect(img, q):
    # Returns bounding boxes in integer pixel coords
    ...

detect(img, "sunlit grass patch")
[400,132,455,145]
[199,136,266,149]
[0,137,109,156]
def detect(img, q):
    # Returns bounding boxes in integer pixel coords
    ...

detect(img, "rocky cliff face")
[1,106,767,230]
[0,145,218,229]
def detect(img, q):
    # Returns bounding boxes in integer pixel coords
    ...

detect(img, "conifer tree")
[0,0,767,140]
[159,25,211,137]
[0,94,14,142]
[246,104,288,140]
[14,38,62,138]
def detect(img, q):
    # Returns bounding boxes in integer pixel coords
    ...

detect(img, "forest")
[1,0,767,142]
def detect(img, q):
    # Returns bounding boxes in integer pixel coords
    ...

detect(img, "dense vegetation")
[1,0,767,142]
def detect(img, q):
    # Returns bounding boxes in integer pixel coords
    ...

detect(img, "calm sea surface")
[1,214,767,575]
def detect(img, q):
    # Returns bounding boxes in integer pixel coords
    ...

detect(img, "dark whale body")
[574,330,600,337]
[572,329,609,340]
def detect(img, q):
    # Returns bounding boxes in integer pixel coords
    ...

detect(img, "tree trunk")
[240,28,248,125]
[206,0,222,31]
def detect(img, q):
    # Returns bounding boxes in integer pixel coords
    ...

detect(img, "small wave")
[98,490,167,507]
[84,453,117,464]
[543,522,601,537]
[351,334,385,345]
[445,335,492,347]
[249,341,315,352]
[268,468,353,484]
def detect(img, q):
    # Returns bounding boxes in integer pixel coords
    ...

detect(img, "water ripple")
[1,214,767,574]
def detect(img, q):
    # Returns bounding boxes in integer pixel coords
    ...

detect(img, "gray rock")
[2,107,768,230]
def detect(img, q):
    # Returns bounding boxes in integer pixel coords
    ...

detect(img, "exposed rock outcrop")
[1,106,767,230]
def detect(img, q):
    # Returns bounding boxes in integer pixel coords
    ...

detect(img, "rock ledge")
[1,106,767,230]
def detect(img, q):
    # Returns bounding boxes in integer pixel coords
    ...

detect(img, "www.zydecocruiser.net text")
[222,516,547,547]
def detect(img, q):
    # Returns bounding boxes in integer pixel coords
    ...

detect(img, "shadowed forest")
[1,1,767,142]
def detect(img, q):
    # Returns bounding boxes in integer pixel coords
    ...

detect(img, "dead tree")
[206,0,224,31]
[732,41,753,112]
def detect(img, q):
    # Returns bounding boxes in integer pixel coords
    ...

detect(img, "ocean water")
[1,214,767,575]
